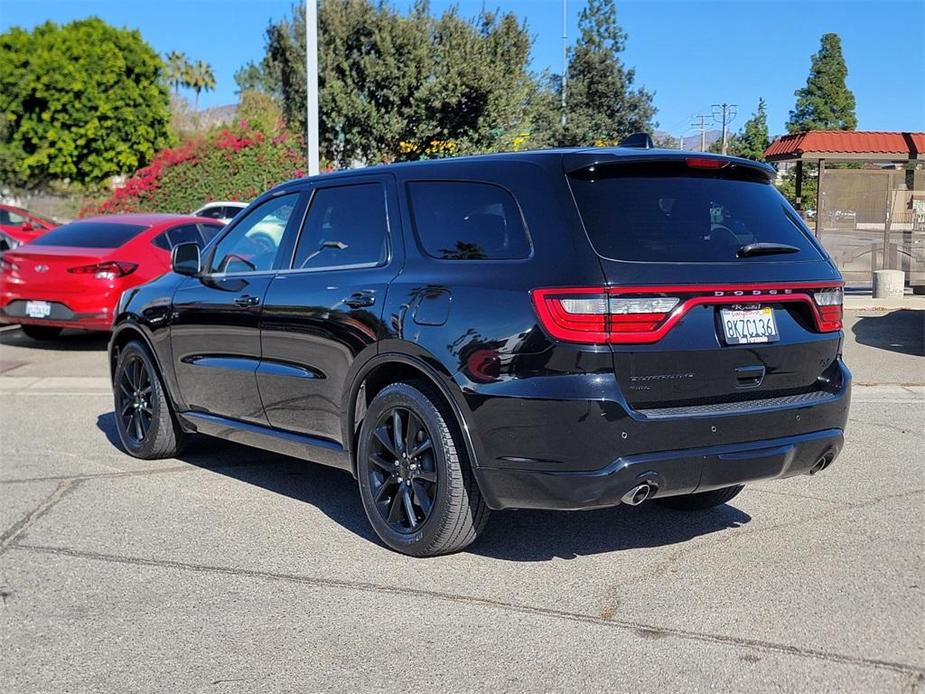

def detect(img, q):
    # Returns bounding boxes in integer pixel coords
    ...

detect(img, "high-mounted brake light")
[532,282,844,344]
[67,261,138,280]
[686,157,728,169]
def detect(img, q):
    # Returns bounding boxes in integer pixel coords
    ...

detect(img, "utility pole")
[561,0,567,127]
[305,0,320,176]
[691,114,710,152]
[711,103,738,155]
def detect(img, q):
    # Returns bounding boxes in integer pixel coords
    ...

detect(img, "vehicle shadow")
[851,309,924,357]
[0,327,109,351]
[96,412,752,560]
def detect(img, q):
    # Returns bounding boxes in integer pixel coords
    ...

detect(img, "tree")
[250,0,536,168]
[186,60,216,110]
[786,33,857,133]
[0,18,172,189]
[736,98,770,160]
[165,51,190,94]
[553,0,656,146]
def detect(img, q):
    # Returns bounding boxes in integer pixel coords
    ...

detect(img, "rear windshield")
[30,221,148,248]
[569,166,821,263]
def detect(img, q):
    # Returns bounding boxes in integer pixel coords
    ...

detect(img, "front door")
[170,192,305,423]
[258,177,401,443]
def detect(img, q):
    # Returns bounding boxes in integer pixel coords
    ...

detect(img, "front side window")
[1,208,26,225]
[153,223,225,251]
[209,194,298,274]
[197,206,226,220]
[408,181,531,260]
[291,183,388,270]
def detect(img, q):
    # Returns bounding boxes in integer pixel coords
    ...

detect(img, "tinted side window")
[223,206,244,220]
[198,206,226,220]
[209,194,299,273]
[408,181,531,260]
[199,223,223,243]
[291,183,388,270]
[31,222,148,248]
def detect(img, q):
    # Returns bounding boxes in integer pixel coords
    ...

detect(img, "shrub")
[83,120,305,216]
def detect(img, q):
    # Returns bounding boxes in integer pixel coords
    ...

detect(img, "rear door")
[170,192,305,423]
[257,175,400,443]
[566,158,844,410]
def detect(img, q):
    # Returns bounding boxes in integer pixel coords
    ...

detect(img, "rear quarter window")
[30,221,148,248]
[568,166,822,263]
[408,181,531,260]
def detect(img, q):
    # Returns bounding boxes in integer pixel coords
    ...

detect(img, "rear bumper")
[476,428,843,510]
[0,298,115,331]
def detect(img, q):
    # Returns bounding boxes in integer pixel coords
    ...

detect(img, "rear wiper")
[736,242,800,258]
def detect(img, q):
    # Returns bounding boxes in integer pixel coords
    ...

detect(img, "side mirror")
[20,221,34,232]
[171,242,201,276]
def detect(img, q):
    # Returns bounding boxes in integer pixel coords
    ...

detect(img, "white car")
[192,201,248,224]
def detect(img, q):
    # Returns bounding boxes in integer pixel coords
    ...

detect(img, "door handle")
[343,291,375,309]
[234,294,260,307]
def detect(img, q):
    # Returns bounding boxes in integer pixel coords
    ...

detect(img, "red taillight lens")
[67,261,138,280]
[812,287,843,331]
[532,288,679,344]
[686,157,728,169]
[0,257,18,273]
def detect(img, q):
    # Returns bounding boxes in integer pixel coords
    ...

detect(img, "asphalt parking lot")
[1,310,923,692]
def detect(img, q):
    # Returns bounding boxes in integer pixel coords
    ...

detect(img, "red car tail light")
[532,288,681,344]
[812,287,843,332]
[0,256,18,273]
[67,261,138,280]
[532,282,845,344]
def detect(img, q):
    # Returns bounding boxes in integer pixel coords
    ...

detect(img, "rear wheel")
[113,341,186,459]
[654,485,744,511]
[356,381,489,557]
[20,325,62,341]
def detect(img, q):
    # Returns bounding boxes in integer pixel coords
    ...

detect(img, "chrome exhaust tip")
[808,452,834,475]
[621,483,653,506]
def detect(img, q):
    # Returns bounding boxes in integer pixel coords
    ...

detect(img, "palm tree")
[187,60,216,111]
[164,51,190,95]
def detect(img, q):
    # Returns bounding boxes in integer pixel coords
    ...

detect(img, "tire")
[113,340,186,459]
[20,325,62,341]
[654,484,744,511]
[356,381,489,557]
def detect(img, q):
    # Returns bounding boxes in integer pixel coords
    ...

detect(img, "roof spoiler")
[619,132,654,149]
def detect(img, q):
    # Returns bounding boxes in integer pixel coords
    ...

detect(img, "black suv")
[109,145,850,556]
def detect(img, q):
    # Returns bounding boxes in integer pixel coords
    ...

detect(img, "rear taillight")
[533,282,845,344]
[532,288,680,344]
[0,257,18,273]
[67,261,138,280]
[812,287,843,332]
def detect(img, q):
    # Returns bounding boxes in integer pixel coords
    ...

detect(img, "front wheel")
[20,325,62,341]
[356,381,489,557]
[113,340,186,459]
[654,485,744,511]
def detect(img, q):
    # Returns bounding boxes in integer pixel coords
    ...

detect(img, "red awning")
[764,131,924,161]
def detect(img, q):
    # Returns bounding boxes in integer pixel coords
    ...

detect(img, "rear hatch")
[564,155,844,412]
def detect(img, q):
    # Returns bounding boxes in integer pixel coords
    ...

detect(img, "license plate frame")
[24,300,52,319]
[720,307,779,345]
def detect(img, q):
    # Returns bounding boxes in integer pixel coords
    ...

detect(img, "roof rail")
[619,132,654,149]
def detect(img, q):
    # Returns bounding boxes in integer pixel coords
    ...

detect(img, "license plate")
[720,307,779,344]
[25,300,52,319]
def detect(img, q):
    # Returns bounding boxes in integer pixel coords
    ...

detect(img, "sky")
[2,0,923,139]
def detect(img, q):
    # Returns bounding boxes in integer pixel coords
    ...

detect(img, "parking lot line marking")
[11,542,925,677]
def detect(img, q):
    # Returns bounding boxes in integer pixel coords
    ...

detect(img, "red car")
[0,204,59,250]
[0,214,223,340]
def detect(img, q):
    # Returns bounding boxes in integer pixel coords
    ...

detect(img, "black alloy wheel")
[118,353,154,444]
[368,406,438,533]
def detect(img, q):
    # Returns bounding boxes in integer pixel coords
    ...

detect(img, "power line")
[711,103,738,155]
[691,114,710,152]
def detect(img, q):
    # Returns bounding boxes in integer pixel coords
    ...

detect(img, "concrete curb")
[844,296,925,312]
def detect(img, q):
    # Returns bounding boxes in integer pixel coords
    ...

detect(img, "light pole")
[305,0,320,176]
[561,0,567,127]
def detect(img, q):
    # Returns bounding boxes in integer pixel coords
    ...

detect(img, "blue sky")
[2,0,923,138]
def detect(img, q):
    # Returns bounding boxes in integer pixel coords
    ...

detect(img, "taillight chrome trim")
[532,281,844,344]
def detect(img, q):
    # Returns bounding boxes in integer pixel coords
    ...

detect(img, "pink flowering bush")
[82,121,305,216]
